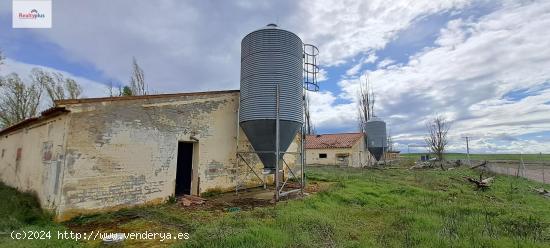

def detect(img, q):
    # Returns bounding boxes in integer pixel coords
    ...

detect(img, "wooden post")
[519,152,525,177]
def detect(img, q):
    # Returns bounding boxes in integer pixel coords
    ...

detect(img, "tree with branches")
[357,73,375,133]
[0,50,4,70]
[304,91,315,135]
[424,115,450,170]
[129,57,146,96]
[0,73,42,128]
[30,68,82,106]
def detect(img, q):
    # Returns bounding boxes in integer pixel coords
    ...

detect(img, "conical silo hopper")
[239,24,303,173]
[366,118,387,161]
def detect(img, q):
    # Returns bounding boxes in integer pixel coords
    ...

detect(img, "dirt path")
[482,161,549,184]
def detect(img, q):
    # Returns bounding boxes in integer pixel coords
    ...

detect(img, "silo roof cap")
[256,23,279,31]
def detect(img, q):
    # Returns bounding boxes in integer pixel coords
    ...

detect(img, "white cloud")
[345,53,378,76]
[2,0,549,153]
[0,58,109,100]
[307,90,357,132]
[377,58,395,69]
[0,0,471,91]
[345,63,362,77]
[296,0,472,65]
[0,1,301,93]
[317,0,550,153]
[317,68,329,82]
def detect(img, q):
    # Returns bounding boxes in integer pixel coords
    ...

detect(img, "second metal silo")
[366,117,387,161]
[239,24,303,173]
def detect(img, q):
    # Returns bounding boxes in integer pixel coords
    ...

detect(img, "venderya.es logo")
[18,9,46,19]
[12,0,52,28]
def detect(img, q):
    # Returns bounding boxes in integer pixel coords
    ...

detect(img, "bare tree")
[107,81,115,97]
[65,78,82,99]
[0,73,42,128]
[31,68,82,106]
[304,91,315,135]
[0,50,4,70]
[357,73,375,133]
[0,50,5,87]
[129,57,146,96]
[424,115,450,170]
[0,51,4,89]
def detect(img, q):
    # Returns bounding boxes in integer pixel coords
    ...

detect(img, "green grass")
[1,166,549,247]
[401,153,550,161]
[0,182,81,247]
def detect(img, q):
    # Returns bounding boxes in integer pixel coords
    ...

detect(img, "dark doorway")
[176,142,193,195]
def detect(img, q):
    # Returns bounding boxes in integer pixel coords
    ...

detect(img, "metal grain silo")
[366,117,387,161]
[240,24,303,172]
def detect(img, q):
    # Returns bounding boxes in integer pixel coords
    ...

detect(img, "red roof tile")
[305,133,364,149]
[0,107,69,136]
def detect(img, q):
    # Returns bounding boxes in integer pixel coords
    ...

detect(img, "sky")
[1,0,549,154]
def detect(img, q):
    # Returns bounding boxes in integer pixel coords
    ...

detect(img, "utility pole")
[540,152,545,185]
[520,152,525,178]
[464,136,471,166]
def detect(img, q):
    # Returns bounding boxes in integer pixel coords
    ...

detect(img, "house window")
[319,153,327,158]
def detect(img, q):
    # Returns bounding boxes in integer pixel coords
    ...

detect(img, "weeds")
[2,166,549,247]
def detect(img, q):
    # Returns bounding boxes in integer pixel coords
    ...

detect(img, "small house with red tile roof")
[305,133,372,167]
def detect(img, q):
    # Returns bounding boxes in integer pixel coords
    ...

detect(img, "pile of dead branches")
[409,160,435,170]
[530,187,550,198]
[463,160,494,190]
[464,176,494,189]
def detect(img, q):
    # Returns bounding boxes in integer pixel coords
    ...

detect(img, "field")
[401,153,550,161]
[1,165,549,247]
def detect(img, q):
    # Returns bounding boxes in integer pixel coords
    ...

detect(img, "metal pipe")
[301,125,305,195]
[279,188,301,197]
[237,153,265,184]
[235,95,241,194]
[282,158,297,178]
[275,84,280,201]
[278,176,289,194]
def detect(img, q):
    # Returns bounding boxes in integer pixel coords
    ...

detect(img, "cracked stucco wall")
[54,91,299,220]
[0,115,69,210]
[0,91,301,221]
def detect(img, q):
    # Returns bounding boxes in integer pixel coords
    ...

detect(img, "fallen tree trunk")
[464,176,493,189]
[530,187,550,197]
